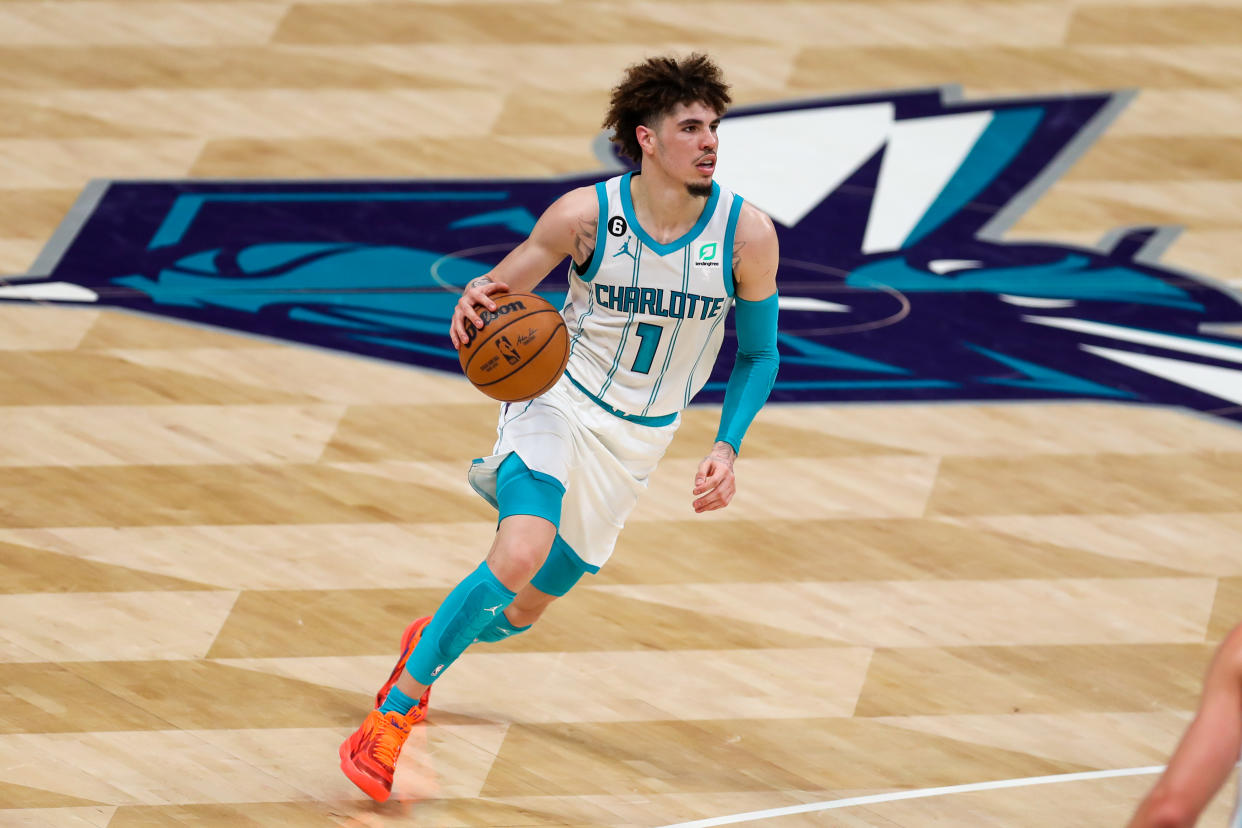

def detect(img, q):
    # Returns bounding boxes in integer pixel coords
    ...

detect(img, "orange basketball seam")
[507,329,569,401]
[460,310,548,375]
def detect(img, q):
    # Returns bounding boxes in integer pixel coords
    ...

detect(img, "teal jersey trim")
[721,194,744,298]
[619,171,720,256]
[574,181,609,283]
[566,371,677,426]
[715,292,779,453]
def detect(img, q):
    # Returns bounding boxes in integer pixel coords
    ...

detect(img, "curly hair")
[602,53,732,164]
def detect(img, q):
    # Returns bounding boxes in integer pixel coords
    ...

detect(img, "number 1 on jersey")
[631,322,663,374]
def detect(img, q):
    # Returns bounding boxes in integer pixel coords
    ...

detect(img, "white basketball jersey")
[560,172,743,420]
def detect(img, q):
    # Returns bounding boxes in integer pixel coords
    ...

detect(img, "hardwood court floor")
[2,1,1242,826]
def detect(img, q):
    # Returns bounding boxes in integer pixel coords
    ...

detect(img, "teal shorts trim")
[495,452,565,527]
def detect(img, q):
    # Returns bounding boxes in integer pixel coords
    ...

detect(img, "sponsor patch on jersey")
[695,242,721,268]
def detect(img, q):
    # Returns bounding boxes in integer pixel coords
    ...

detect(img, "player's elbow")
[737,348,779,370]
[1135,787,1200,828]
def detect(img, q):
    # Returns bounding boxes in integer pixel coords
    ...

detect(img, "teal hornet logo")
[6,87,1242,424]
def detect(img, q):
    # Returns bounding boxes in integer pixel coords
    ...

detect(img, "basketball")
[458,291,569,402]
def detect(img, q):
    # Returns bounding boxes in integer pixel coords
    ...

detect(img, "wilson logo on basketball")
[463,299,527,347]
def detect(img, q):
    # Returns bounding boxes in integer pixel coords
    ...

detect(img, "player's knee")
[505,543,546,580]
[489,537,551,586]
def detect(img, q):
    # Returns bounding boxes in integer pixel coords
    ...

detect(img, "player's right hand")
[450,277,511,349]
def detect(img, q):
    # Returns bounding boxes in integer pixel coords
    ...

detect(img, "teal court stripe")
[149,191,509,249]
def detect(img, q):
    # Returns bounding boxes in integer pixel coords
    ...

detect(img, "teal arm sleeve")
[715,293,779,453]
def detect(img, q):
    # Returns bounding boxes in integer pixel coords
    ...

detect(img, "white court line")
[656,766,1167,828]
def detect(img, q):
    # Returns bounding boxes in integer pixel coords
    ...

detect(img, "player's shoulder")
[535,185,601,245]
[548,185,601,218]
[730,200,779,292]
[734,200,776,243]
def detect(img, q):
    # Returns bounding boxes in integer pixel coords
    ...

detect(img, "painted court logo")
[7,87,1242,421]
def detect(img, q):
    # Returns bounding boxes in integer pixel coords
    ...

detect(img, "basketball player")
[1127,623,1242,827]
[340,53,780,801]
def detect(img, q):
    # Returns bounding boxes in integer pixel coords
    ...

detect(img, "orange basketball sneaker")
[339,617,435,801]
[338,708,415,802]
[374,616,433,714]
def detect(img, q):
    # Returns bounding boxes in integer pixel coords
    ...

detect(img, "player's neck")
[628,170,709,245]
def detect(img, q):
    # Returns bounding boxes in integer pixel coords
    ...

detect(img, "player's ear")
[635,123,656,156]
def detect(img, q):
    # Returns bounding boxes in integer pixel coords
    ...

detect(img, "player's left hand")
[692,442,737,513]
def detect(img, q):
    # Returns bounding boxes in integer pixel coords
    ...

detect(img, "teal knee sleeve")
[496,453,564,527]
[405,562,515,684]
[530,534,591,597]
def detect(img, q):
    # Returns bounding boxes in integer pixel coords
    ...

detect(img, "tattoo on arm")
[732,240,746,272]
[571,215,597,266]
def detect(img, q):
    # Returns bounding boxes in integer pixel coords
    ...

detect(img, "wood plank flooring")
[2,2,1240,825]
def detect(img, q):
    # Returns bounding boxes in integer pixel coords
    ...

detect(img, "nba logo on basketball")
[496,335,521,365]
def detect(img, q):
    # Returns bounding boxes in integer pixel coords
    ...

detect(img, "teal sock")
[404,561,516,684]
[476,612,532,643]
[378,684,418,716]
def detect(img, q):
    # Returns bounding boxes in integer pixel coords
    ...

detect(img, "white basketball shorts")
[467,373,680,570]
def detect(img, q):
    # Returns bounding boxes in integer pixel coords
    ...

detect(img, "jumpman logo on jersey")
[612,235,637,261]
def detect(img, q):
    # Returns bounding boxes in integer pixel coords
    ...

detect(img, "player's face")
[653,101,721,198]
